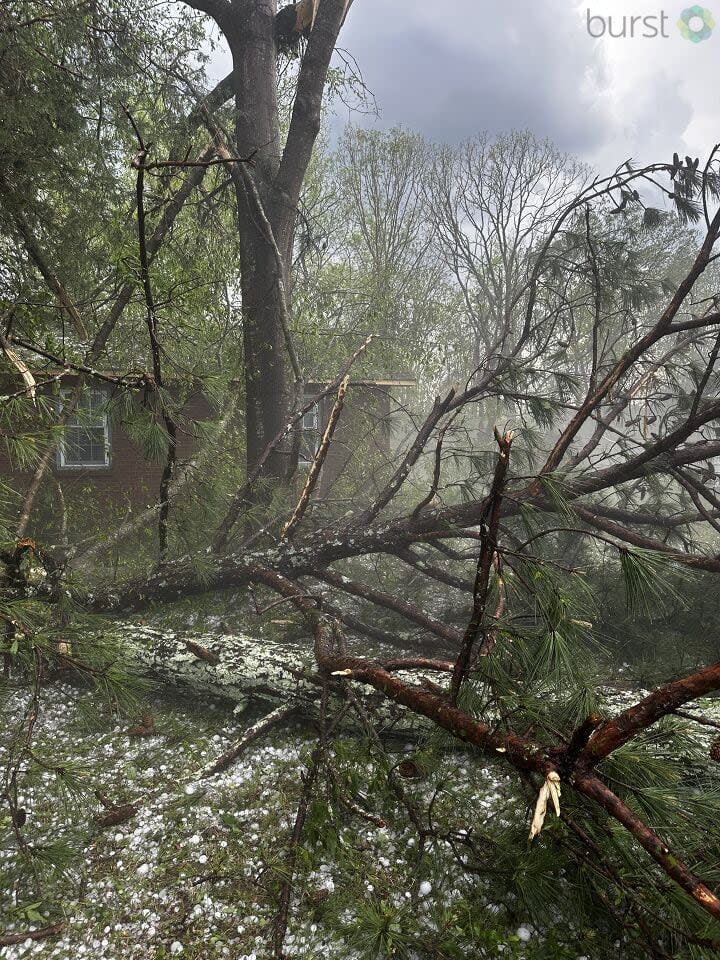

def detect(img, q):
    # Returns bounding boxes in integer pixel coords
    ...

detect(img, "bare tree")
[427,132,588,376]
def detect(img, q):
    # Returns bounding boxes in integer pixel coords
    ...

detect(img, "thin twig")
[198,705,297,778]
[0,923,64,947]
[124,105,179,562]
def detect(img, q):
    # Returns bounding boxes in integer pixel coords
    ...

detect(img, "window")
[57,388,111,469]
[298,402,320,464]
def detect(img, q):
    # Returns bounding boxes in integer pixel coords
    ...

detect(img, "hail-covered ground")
[0,677,514,960]
[1,669,712,960]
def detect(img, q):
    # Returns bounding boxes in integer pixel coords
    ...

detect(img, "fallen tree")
[65,416,720,952]
[114,623,453,722]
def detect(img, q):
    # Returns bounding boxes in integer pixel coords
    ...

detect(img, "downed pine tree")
[34,426,720,954]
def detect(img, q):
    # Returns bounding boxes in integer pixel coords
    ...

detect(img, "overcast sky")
[210,0,720,175]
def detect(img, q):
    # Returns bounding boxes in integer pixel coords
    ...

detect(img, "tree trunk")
[111,625,434,730]
[228,0,292,481]
[238,234,291,480]
[121,624,316,708]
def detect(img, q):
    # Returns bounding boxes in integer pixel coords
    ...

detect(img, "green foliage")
[619,546,684,617]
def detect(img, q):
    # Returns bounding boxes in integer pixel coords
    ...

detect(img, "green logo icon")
[677,5,715,41]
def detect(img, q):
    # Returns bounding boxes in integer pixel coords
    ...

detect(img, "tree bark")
[191,0,351,483]
[225,0,290,480]
[120,624,317,708]
[109,624,451,727]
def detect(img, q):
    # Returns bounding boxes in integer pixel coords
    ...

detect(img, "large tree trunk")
[112,625,432,731]
[121,624,315,708]
[228,0,292,481]
[189,0,350,484]
[238,234,292,480]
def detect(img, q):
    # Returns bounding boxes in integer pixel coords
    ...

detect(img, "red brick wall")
[0,386,213,539]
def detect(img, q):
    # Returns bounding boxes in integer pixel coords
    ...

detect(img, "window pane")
[67,390,106,428]
[59,388,109,467]
[63,425,107,465]
[301,405,318,430]
[299,402,320,462]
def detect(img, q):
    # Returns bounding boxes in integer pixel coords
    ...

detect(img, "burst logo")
[677,5,715,41]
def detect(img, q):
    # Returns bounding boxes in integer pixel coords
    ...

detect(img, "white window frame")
[298,402,320,465]
[56,387,111,470]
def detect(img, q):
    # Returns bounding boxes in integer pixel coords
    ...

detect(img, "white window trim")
[298,402,320,465]
[56,387,112,470]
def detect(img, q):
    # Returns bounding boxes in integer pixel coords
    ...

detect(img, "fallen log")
[113,625,452,727]
[119,625,318,712]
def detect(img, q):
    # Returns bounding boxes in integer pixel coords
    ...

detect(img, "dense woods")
[3,2,720,958]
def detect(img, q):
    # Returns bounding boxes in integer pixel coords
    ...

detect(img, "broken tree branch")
[281,375,349,539]
[213,335,372,550]
[449,429,513,703]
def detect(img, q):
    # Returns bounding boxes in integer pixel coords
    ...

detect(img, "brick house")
[0,374,213,536]
[0,372,414,535]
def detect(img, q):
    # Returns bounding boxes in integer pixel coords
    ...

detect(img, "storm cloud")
[334,0,715,173]
[207,0,718,175]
